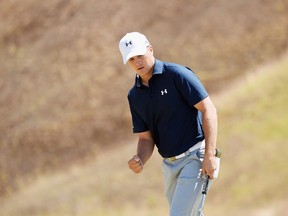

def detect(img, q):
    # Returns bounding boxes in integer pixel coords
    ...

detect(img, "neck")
[141,67,153,86]
[140,58,155,86]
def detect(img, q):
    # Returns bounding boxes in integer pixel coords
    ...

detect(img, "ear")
[148,45,153,54]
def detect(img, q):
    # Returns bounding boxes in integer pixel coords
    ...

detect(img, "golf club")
[199,149,222,215]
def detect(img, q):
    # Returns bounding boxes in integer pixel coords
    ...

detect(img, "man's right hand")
[128,155,143,174]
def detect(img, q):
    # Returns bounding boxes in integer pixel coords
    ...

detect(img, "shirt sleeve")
[174,66,208,106]
[128,96,149,133]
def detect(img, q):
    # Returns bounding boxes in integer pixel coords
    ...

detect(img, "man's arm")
[128,131,155,174]
[194,96,218,179]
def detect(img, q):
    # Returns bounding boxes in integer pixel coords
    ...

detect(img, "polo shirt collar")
[152,59,164,75]
[135,59,163,87]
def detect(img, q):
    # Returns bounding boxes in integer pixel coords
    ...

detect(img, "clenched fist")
[128,155,143,173]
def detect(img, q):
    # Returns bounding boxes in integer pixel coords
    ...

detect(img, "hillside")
[1,51,288,215]
[0,0,288,198]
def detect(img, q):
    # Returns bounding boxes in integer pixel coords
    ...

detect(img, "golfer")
[119,32,219,216]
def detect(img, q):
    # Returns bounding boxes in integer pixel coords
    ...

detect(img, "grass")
[1,0,288,215]
[208,52,288,214]
[1,52,288,216]
[1,0,288,199]
[0,142,169,216]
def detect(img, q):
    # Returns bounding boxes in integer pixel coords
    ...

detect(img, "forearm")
[202,106,218,157]
[137,139,155,165]
[128,131,154,174]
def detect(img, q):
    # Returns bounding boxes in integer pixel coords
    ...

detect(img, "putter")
[199,175,209,215]
[199,149,222,215]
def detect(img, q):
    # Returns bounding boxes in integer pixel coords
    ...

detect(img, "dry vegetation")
[1,55,288,215]
[0,0,288,206]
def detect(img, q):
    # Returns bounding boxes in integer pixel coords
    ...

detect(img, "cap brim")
[123,48,147,64]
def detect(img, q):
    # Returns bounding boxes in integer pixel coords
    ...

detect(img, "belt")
[166,141,204,161]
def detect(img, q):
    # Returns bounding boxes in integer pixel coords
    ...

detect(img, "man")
[119,32,219,216]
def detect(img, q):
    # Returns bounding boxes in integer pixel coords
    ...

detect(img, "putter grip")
[202,176,209,195]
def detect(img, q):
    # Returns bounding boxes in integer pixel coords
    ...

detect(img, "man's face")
[127,46,155,77]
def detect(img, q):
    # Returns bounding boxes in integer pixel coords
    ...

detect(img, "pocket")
[196,148,205,161]
[178,160,203,184]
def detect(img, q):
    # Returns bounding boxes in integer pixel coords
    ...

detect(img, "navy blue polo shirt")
[127,59,208,158]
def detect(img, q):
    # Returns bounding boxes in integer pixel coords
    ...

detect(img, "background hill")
[0,0,288,214]
[1,53,288,215]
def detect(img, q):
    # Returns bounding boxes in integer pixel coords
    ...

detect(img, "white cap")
[119,32,150,64]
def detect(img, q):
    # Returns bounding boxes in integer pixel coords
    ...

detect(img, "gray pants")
[162,141,209,216]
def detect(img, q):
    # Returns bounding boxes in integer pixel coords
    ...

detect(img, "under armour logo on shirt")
[161,89,168,95]
[125,41,133,47]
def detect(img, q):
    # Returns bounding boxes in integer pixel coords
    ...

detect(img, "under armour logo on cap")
[125,41,133,47]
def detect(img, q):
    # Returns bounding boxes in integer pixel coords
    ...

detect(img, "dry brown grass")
[1,50,288,216]
[0,0,288,199]
[1,52,288,215]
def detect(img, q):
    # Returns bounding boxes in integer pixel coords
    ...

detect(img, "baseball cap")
[119,32,150,64]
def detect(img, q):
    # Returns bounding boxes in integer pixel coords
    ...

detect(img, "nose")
[135,57,142,66]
